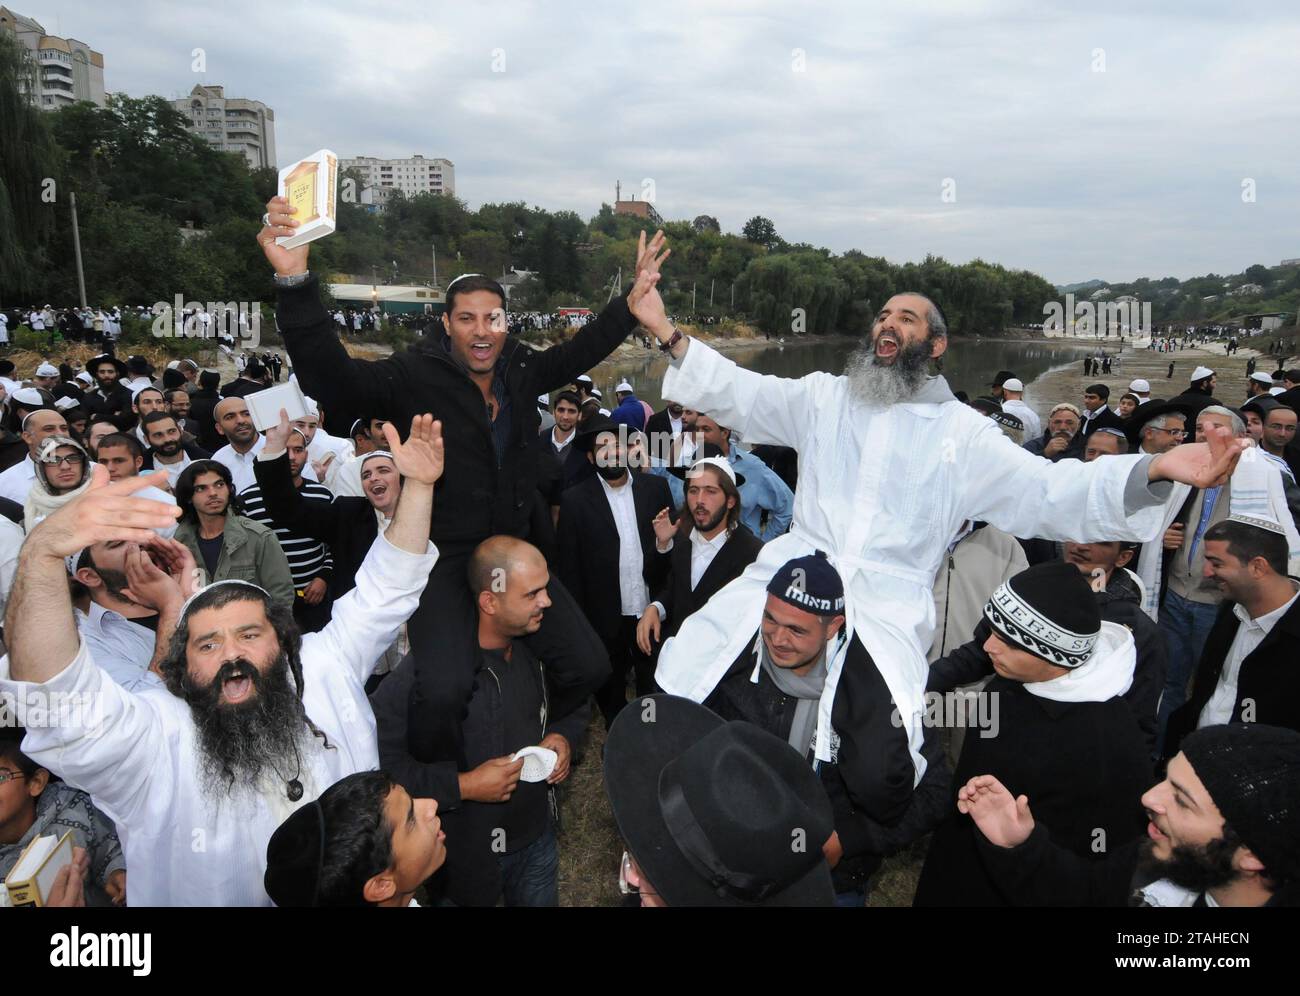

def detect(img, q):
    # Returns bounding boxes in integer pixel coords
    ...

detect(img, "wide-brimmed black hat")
[88,353,128,378]
[604,695,835,907]
[574,413,622,452]
[990,370,1016,389]
[1124,398,1191,450]
[667,442,745,486]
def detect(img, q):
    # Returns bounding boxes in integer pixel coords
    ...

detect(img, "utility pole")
[70,191,87,308]
[691,283,696,313]
[431,240,438,289]
[709,279,715,307]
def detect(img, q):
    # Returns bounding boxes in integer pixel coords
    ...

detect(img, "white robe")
[0,532,438,906]
[657,340,1173,780]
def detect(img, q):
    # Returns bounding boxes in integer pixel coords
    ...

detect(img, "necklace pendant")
[287,778,304,802]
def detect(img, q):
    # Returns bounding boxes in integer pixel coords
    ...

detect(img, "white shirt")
[599,475,649,616]
[0,458,35,504]
[550,426,574,452]
[212,437,266,493]
[76,601,164,694]
[653,527,730,622]
[1001,398,1041,440]
[154,451,193,489]
[1198,583,1300,728]
[0,532,439,906]
[0,516,23,619]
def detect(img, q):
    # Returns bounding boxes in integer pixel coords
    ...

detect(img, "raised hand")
[629,270,672,339]
[143,534,202,599]
[257,196,310,277]
[122,543,185,614]
[263,407,293,456]
[652,506,675,548]
[25,466,180,560]
[382,415,444,486]
[1149,425,1249,488]
[956,774,1035,848]
[635,229,671,281]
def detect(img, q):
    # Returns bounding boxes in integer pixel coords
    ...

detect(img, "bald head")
[214,397,257,448]
[22,409,69,455]
[469,536,552,638]
[468,536,546,596]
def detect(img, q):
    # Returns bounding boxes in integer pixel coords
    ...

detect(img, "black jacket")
[538,428,590,494]
[277,275,639,553]
[913,674,1152,906]
[82,384,132,424]
[1165,588,1300,757]
[373,640,595,907]
[705,639,949,891]
[644,406,674,441]
[928,612,1162,758]
[251,449,377,599]
[1021,430,1084,462]
[652,524,762,641]
[556,472,673,641]
[218,376,267,399]
[187,388,224,453]
[1167,387,1220,424]
[1079,406,1127,439]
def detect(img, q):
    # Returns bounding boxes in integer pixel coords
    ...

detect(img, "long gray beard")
[844,339,934,408]
[182,654,310,798]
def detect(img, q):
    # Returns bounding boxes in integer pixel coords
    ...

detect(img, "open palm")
[383,415,444,485]
[1152,425,1249,488]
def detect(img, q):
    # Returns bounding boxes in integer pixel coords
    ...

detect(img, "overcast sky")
[26,0,1300,284]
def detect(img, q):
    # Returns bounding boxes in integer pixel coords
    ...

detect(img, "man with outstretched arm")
[1,417,445,906]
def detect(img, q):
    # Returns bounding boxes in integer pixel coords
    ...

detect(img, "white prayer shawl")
[657,340,1172,782]
[1134,448,1300,621]
[1022,621,1135,703]
[0,532,438,906]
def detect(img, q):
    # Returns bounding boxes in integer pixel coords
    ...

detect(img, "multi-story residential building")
[173,84,277,170]
[341,155,455,198]
[0,6,105,110]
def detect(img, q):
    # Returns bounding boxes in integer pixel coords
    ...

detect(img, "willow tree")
[0,32,61,300]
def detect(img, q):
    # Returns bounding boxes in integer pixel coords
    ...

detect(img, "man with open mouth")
[1,414,447,906]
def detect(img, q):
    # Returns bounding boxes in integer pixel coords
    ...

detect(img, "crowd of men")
[0,211,1296,909]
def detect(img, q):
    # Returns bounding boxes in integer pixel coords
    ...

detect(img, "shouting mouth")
[469,341,495,363]
[222,672,254,704]
[875,333,900,360]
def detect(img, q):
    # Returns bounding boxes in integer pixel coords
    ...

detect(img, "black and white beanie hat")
[983,562,1101,669]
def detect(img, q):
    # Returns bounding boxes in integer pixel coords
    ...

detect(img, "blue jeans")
[498,822,558,907]
[1156,590,1221,754]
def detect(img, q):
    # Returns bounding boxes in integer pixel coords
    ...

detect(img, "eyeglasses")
[1153,428,1187,438]
[0,769,28,786]
[43,453,86,467]
[618,851,658,898]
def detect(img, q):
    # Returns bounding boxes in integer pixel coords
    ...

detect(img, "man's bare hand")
[1044,434,1070,457]
[956,774,1035,848]
[24,466,180,560]
[540,733,571,784]
[1162,522,1185,551]
[257,196,309,277]
[459,755,525,803]
[301,576,328,606]
[636,605,662,655]
[121,543,184,614]
[652,506,675,549]
[46,847,90,907]
[263,407,293,456]
[105,868,127,907]
[1149,425,1249,488]
[382,415,444,487]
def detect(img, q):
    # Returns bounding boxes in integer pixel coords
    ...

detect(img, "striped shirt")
[238,481,334,588]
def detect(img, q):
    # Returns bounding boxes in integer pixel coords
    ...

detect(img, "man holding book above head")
[257,199,664,782]
[0,415,445,906]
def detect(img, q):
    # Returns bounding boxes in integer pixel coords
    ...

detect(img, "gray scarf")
[759,638,830,758]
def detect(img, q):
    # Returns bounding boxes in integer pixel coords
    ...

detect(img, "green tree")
[741,215,780,248]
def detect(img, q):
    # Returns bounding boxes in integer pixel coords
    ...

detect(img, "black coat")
[187,388,224,453]
[914,676,1152,906]
[644,407,674,441]
[277,275,639,553]
[556,472,673,642]
[1165,590,1300,757]
[1080,405,1127,439]
[538,429,591,494]
[251,449,377,599]
[705,638,949,891]
[652,524,762,641]
[1167,388,1221,424]
[218,376,267,399]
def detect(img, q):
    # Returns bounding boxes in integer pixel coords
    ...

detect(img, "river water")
[594,337,1101,411]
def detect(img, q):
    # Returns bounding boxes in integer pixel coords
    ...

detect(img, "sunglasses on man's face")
[43,453,86,467]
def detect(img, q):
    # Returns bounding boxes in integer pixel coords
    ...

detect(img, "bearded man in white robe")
[627,268,1249,828]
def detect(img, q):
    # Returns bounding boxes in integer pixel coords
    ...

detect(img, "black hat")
[984,561,1101,669]
[244,360,266,378]
[991,370,1016,389]
[604,695,835,907]
[574,413,621,452]
[766,553,845,616]
[1181,724,1300,888]
[126,355,152,376]
[265,800,326,906]
[1124,399,1191,450]
[1241,396,1282,420]
[989,410,1024,433]
[667,442,745,486]
[0,360,14,376]
[969,396,1002,416]
[88,353,128,378]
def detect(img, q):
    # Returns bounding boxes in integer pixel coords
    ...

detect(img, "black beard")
[596,461,627,482]
[1135,834,1242,895]
[94,565,132,600]
[693,504,727,533]
[844,336,934,407]
[179,654,308,796]
[156,441,182,458]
